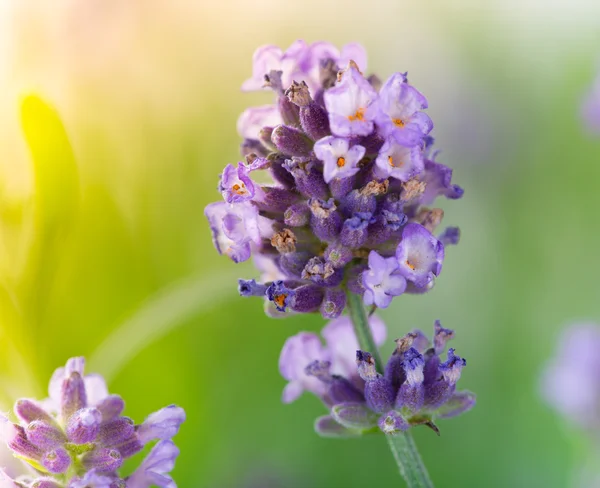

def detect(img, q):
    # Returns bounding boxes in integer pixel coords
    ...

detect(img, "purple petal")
[241,45,284,92]
[219,163,255,204]
[314,415,362,438]
[236,105,282,139]
[83,374,109,407]
[324,64,379,137]
[435,391,476,419]
[339,43,368,73]
[331,402,378,430]
[204,201,261,263]
[278,332,329,403]
[396,223,445,288]
[137,405,186,445]
[314,136,365,183]
[321,315,387,379]
[126,440,180,488]
[375,135,424,182]
[362,251,406,309]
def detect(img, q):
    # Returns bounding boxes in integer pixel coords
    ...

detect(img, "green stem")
[386,431,434,488]
[345,291,434,488]
[346,292,384,369]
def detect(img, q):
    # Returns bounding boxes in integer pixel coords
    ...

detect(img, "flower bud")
[396,348,425,412]
[308,199,343,242]
[26,420,66,450]
[98,417,135,447]
[340,213,374,248]
[61,372,87,421]
[284,203,310,227]
[96,395,125,421]
[42,448,71,474]
[320,288,346,319]
[272,125,313,157]
[82,448,123,472]
[289,284,324,313]
[278,95,300,127]
[258,127,276,151]
[66,408,102,444]
[14,399,54,424]
[238,279,268,297]
[356,351,395,414]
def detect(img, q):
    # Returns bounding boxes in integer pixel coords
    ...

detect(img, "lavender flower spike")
[205,38,470,486]
[0,357,185,487]
[362,251,407,308]
[204,39,463,317]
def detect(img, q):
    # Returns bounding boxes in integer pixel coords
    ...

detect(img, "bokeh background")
[1,1,600,486]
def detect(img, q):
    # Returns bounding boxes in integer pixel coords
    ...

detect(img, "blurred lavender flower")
[204,40,463,318]
[541,323,600,430]
[0,357,185,488]
[582,71,600,134]
[280,320,474,437]
[279,314,386,404]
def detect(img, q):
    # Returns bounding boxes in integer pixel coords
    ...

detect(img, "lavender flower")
[279,315,386,404]
[396,223,445,288]
[0,357,185,488]
[541,323,600,431]
[313,136,365,183]
[298,321,475,437]
[204,40,463,317]
[241,41,367,95]
[362,251,406,308]
[376,72,433,145]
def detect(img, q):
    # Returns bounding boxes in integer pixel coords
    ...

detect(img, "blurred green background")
[1,1,599,487]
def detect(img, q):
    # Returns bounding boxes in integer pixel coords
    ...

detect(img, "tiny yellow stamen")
[392,118,405,128]
[337,157,346,168]
[388,156,404,168]
[405,260,416,270]
[274,294,288,309]
[232,182,246,195]
[348,107,366,122]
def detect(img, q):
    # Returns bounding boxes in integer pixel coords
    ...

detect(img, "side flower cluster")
[280,318,474,437]
[204,40,463,318]
[0,357,185,488]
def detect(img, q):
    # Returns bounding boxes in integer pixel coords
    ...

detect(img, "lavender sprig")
[205,40,463,317]
[204,40,474,487]
[0,357,185,488]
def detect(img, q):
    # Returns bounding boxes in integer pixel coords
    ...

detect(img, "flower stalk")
[346,290,434,488]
